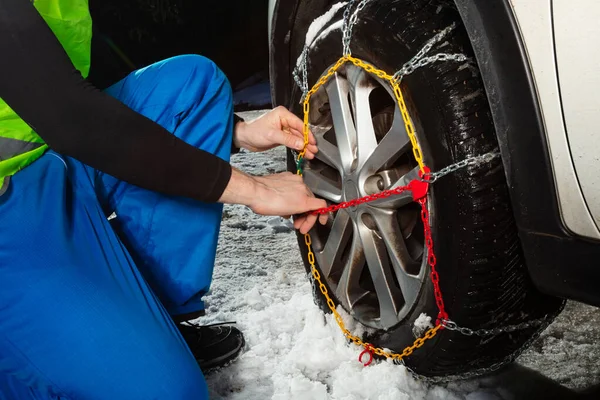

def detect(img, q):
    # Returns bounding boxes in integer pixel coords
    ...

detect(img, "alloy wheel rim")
[304,63,429,330]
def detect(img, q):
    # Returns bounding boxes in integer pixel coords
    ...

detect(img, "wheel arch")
[454,0,600,306]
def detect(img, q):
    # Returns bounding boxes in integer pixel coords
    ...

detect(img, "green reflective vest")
[0,0,92,194]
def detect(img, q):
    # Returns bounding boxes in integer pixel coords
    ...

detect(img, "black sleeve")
[231,114,243,154]
[0,0,232,203]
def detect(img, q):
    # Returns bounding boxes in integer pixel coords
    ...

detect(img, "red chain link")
[310,185,411,215]
[418,197,448,325]
[358,344,375,366]
[308,174,449,327]
[310,177,430,215]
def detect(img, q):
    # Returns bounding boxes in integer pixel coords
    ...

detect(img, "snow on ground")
[519,301,600,391]
[197,111,600,399]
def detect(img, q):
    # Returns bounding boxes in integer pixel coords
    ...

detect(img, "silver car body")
[511,0,600,239]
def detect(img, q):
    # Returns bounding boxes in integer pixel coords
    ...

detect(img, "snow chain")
[294,0,560,376]
[297,53,446,364]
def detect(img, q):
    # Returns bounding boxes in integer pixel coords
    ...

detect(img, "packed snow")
[197,111,600,399]
[295,3,347,69]
[412,313,434,339]
[305,2,347,48]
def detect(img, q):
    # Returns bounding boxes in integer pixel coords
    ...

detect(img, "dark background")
[88,0,270,104]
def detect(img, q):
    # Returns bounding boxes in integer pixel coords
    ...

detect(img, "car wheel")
[283,0,564,378]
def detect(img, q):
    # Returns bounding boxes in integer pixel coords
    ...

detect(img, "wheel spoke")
[367,166,420,209]
[390,166,421,189]
[359,107,412,178]
[356,213,403,327]
[316,211,352,278]
[371,209,422,308]
[307,61,427,329]
[334,228,368,310]
[314,135,343,173]
[303,169,342,203]
[326,73,356,173]
[346,64,378,170]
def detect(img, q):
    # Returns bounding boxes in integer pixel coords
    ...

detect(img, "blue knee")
[153,54,233,113]
[149,54,234,162]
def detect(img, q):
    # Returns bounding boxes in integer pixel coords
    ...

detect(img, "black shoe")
[178,322,245,373]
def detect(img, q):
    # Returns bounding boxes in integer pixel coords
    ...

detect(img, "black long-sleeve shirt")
[0,0,233,202]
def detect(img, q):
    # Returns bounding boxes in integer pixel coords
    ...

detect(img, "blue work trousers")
[0,55,233,399]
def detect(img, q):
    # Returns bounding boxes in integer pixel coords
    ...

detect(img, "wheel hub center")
[344,179,360,209]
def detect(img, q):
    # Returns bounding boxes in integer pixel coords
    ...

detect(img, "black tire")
[283,0,564,378]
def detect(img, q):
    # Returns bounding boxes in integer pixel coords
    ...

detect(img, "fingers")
[307,128,317,146]
[276,106,305,135]
[297,210,329,234]
[267,129,304,151]
[303,197,326,233]
[302,144,319,160]
[292,213,316,234]
[299,213,318,234]
[293,215,303,230]
[252,171,329,228]
[267,128,318,159]
[307,196,327,211]
[287,127,317,147]
[288,130,318,159]
[318,213,329,226]
[293,209,329,234]
[276,106,318,149]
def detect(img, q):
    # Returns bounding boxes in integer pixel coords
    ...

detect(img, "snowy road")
[198,112,600,400]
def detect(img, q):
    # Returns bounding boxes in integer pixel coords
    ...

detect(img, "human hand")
[250,172,329,234]
[233,106,319,159]
[219,168,328,234]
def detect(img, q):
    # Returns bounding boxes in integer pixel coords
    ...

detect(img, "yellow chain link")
[304,232,441,362]
[297,56,437,363]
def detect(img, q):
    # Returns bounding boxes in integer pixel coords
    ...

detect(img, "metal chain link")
[392,23,471,81]
[395,53,469,80]
[422,151,500,183]
[393,22,457,77]
[296,12,468,93]
[300,47,309,96]
[341,0,357,56]
[402,300,566,384]
[398,22,456,76]
[292,49,307,96]
[342,0,372,56]
[306,150,500,214]
[301,48,309,96]
[441,314,555,337]
[295,0,372,95]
